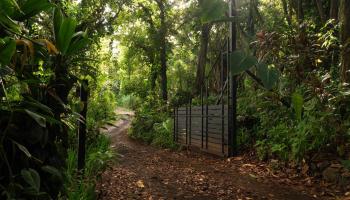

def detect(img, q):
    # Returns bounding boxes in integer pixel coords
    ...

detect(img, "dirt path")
[98,109,325,200]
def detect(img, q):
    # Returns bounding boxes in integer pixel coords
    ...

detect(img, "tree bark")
[281,0,292,26]
[195,24,211,94]
[156,0,168,101]
[340,0,350,82]
[330,0,339,20]
[248,0,255,35]
[315,0,326,24]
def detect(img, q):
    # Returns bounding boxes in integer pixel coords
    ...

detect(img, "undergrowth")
[129,96,177,149]
[63,134,114,200]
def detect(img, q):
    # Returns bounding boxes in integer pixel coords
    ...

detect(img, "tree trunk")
[297,0,304,22]
[248,0,255,35]
[315,0,326,24]
[157,0,168,101]
[330,0,339,20]
[340,0,350,83]
[281,0,292,26]
[195,24,211,94]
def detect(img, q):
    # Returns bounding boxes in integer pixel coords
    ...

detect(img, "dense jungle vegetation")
[0,0,350,199]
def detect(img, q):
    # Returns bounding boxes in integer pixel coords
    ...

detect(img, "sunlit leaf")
[292,92,303,121]
[57,17,77,55]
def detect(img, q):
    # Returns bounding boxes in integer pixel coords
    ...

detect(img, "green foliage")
[230,51,258,75]
[0,38,16,65]
[291,92,304,121]
[129,100,177,149]
[198,0,227,23]
[117,94,141,110]
[64,134,114,200]
[256,63,279,90]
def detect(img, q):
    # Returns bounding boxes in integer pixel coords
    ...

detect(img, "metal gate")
[173,105,232,157]
[173,0,238,157]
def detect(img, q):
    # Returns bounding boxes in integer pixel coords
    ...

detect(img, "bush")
[117,94,141,110]
[129,101,177,149]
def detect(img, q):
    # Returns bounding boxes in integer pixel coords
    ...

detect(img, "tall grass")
[63,134,114,200]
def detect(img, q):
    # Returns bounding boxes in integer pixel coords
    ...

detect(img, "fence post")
[176,107,179,142]
[228,0,238,157]
[185,105,188,145]
[205,80,209,150]
[201,86,204,149]
[173,108,176,142]
[221,52,225,155]
[78,79,88,172]
[189,99,192,145]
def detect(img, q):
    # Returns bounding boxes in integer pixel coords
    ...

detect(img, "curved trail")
[98,109,320,200]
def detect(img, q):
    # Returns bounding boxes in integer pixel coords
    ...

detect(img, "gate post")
[201,86,204,148]
[228,0,238,157]
[189,99,192,145]
[78,79,88,172]
[173,108,176,142]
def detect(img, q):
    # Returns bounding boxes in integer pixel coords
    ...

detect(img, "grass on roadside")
[63,134,114,200]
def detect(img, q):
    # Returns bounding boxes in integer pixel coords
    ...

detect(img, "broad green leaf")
[230,51,258,75]
[0,15,21,33]
[0,38,16,65]
[53,8,63,40]
[21,169,40,193]
[292,92,304,121]
[257,63,279,90]
[15,0,52,21]
[67,37,90,55]
[57,18,77,55]
[25,109,46,127]
[0,0,16,16]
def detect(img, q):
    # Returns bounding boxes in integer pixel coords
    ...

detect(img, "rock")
[322,166,341,183]
[339,172,350,186]
[329,163,343,169]
[317,161,330,171]
[270,159,279,170]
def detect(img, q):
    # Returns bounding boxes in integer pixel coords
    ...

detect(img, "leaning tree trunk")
[195,24,211,94]
[340,0,350,83]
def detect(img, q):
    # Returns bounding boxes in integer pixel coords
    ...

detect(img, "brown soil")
[97,109,341,200]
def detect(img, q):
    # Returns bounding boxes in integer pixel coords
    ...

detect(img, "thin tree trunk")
[195,24,211,94]
[297,0,304,22]
[330,0,339,20]
[157,0,168,101]
[281,0,292,26]
[340,0,350,82]
[248,0,255,35]
[315,0,326,24]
